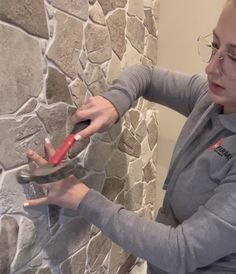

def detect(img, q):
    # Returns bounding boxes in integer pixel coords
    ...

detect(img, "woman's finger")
[27,149,47,165]
[44,138,56,158]
[24,196,49,207]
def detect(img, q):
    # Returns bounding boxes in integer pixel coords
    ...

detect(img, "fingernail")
[45,137,50,144]
[74,134,81,141]
[23,202,29,207]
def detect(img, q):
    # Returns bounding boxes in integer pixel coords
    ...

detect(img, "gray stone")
[51,0,89,21]
[107,52,122,85]
[89,1,106,26]
[105,149,128,178]
[145,179,157,205]
[60,248,86,274]
[145,35,158,65]
[97,0,126,15]
[108,244,130,274]
[36,103,68,150]
[46,67,73,105]
[135,120,147,143]
[84,141,113,172]
[0,215,18,274]
[12,216,49,272]
[127,0,144,20]
[129,109,141,129]
[81,172,106,193]
[85,23,112,64]
[0,24,43,114]
[88,77,108,96]
[45,218,90,265]
[117,254,137,274]
[89,0,96,5]
[47,11,83,79]
[118,128,141,158]
[107,10,126,60]
[127,159,143,187]
[69,79,87,107]
[138,204,153,219]
[84,63,105,86]
[38,267,52,274]
[140,137,152,166]
[124,183,143,211]
[79,51,88,69]
[0,117,46,169]
[102,177,125,201]
[16,98,38,116]
[127,17,145,54]
[147,116,158,150]
[143,161,156,183]
[88,233,112,272]
[0,0,49,39]
[144,9,157,37]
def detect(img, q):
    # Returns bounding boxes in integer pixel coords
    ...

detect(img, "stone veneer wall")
[0,0,159,273]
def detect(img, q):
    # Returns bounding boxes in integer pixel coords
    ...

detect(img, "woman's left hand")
[23,139,90,210]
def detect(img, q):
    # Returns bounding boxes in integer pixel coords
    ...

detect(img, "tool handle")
[48,120,90,165]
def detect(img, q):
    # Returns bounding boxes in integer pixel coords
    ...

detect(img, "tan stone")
[107,9,126,60]
[143,161,156,183]
[16,98,38,116]
[47,11,83,79]
[89,1,106,26]
[121,40,142,68]
[0,0,49,39]
[119,128,141,157]
[102,177,125,201]
[127,158,143,187]
[140,136,152,166]
[147,115,159,150]
[51,0,89,21]
[129,109,141,129]
[109,244,130,274]
[145,179,157,205]
[61,248,86,274]
[145,34,158,65]
[84,63,104,85]
[69,78,87,107]
[144,9,157,37]
[135,120,147,143]
[107,52,122,85]
[0,24,43,114]
[128,0,145,20]
[97,0,127,15]
[124,183,143,211]
[127,17,145,53]
[105,149,128,178]
[85,23,112,64]
[88,77,108,96]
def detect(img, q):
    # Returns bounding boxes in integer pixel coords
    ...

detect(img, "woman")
[24,1,236,273]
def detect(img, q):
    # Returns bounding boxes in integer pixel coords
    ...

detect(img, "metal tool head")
[16,160,85,185]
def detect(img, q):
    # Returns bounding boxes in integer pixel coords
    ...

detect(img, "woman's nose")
[205,52,223,76]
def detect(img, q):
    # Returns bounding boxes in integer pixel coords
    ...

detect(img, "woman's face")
[205,0,236,114]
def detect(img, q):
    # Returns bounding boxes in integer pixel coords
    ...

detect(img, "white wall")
[156,0,224,197]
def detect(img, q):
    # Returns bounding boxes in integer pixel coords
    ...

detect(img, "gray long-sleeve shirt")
[78,65,236,274]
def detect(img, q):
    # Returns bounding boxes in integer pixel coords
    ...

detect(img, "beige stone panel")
[124,182,143,210]
[97,0,127,15]
[107,9,126,60]
[140,136,152,166]
[107,52,122,85]
[51,0,88,21]
[47,11,83,79]
[89,1,106,26]
[0,24,43,114]
[0,0,49,39]
[60,248,86,274]
[128,0,145,20]
[127,158,143,187]
[69,78,87,107]
[144,34,158,65]
[105,149,128,178]
[121,40,141,68]
[85,23,112,64]
[144,0,153,8]
[127,17,145,54]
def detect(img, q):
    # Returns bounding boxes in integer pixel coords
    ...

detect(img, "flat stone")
[88,233,112,272]
[129,109,141,129]
[47,11,83,79]
[144,9,157,37]
[84,63,105,86]
[102,177,125,201]
[16,98,38,116]
[128,0,144,20]
[12,216,49,272]
[69,79,87,107]
[84,141,113,172]
[127,159,143,188]
[121,40,141,67]
[147,115,158,150]
[85,23,112,64]
[51,0,89,21]
[89,1,106,26]
[61,248,86,274]
[118,128,141,158]
[46,67,73,105]
[107,52,122,85]
[79,51,88,69]
[0,0,49,39]
[105,149,128,178]
[143,161,156,183]
[45,218,90,265]
[36,103,68,149]
[145,179,157,205]
[135,120,147,143]
[140,137,152,166]
[97,0,127,15]
[117,254,137,274]
[107,9,126,60]
[0,24,43,114]
[108,244,130,274]
[124,183,143,211]
[81,172,105,193]
[88,77,108,96]
[0,215,18,274]
[144,35,158,65]
[0,117,45,169]
[127,17,145,54]
[153,0,160,22]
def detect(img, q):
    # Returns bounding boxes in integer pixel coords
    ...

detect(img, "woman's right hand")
[71,96,119,140]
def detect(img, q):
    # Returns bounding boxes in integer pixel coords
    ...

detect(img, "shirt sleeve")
[78,185,236,274]
[102,64,208,119]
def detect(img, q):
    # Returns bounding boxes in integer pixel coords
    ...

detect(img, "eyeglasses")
[197,33,236,80]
